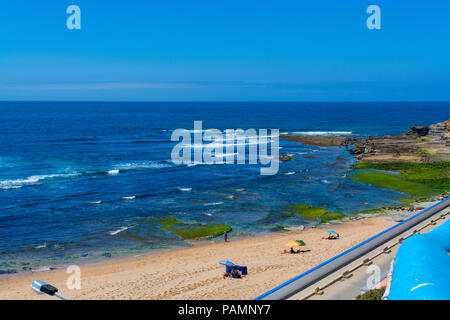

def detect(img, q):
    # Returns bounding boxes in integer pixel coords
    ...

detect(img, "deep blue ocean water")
[0,102,448,273]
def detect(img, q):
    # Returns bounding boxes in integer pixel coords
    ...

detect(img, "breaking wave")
[0,173,79,190]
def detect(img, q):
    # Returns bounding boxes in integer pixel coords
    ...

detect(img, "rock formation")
[280,119,449,164]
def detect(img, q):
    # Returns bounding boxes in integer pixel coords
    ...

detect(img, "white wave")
[294,152,309,155]
[0,173,79,190]
[321,179,331,184]
[235,188,245,192]
[187,137,278,149]
[88,200,102,205]
[211,152,239,158]
[31,266,54,272]
[34,244,47,249]
[114,161,171,170]
[285,225,305,231]
[178,187,192,192]
[188,129,220,133]
[186,160,228,167]
[223,134,280,141]
[204,201,224,206]
[121,196,136,200]
[284,171,296,176]
[107,169,120,175]
[290,131,352,136]
[108,226,133,236]
[189,142,260,149]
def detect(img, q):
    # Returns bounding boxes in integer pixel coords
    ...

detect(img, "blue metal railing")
[255,197,450,300]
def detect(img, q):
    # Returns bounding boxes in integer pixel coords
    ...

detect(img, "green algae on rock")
[320,212,345,223]
[285,204,344,223]
[156,217,232,240]
[350,162,450,198]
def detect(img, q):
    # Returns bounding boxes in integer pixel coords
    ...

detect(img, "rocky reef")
[279,153,296,162]
[280,134,347,147]
[281,119,449,163]
[345,119,450,163]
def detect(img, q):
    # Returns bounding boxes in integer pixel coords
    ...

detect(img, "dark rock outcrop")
[407,126,429,137]
[279,154,295,162]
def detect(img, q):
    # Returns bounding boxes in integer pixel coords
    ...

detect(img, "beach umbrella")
[295,240,306,246]
[326,230,337,234]
[219,260,235,266]
[285,240,303,247]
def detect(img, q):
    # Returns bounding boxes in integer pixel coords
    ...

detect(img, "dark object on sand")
[31,280,69,300]
[231,268,242,279]
[226,265,248,276]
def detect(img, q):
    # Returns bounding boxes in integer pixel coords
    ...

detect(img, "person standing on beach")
[224,231,228,242]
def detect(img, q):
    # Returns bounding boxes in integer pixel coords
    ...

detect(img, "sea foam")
[291,131,352,136]
[108,226,133,236]
[114,161,172,170]
[0,173,79,190]
[203,201,224,206]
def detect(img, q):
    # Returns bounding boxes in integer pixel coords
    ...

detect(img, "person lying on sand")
[223,269,242,279]
[231,268,242,279]
[323,233,340,240]
[282,247,306,254]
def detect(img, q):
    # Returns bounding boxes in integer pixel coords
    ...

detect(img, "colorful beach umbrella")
[219,260,235,266]
[326,230,337,234]
[285,240,305,247]
[295,240,306,246]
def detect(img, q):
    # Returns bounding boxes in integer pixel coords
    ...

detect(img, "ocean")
[0,101,448,273]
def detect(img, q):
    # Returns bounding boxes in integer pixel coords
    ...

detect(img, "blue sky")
[0,0,449,101]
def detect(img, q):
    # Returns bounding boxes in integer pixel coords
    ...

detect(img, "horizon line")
[1,100,450,103]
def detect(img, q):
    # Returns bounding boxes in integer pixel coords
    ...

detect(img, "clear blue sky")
[0,0,449,101]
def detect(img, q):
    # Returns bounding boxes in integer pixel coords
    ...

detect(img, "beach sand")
[0,209,417,300]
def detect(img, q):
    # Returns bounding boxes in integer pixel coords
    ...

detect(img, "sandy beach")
[0,208,419,300]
